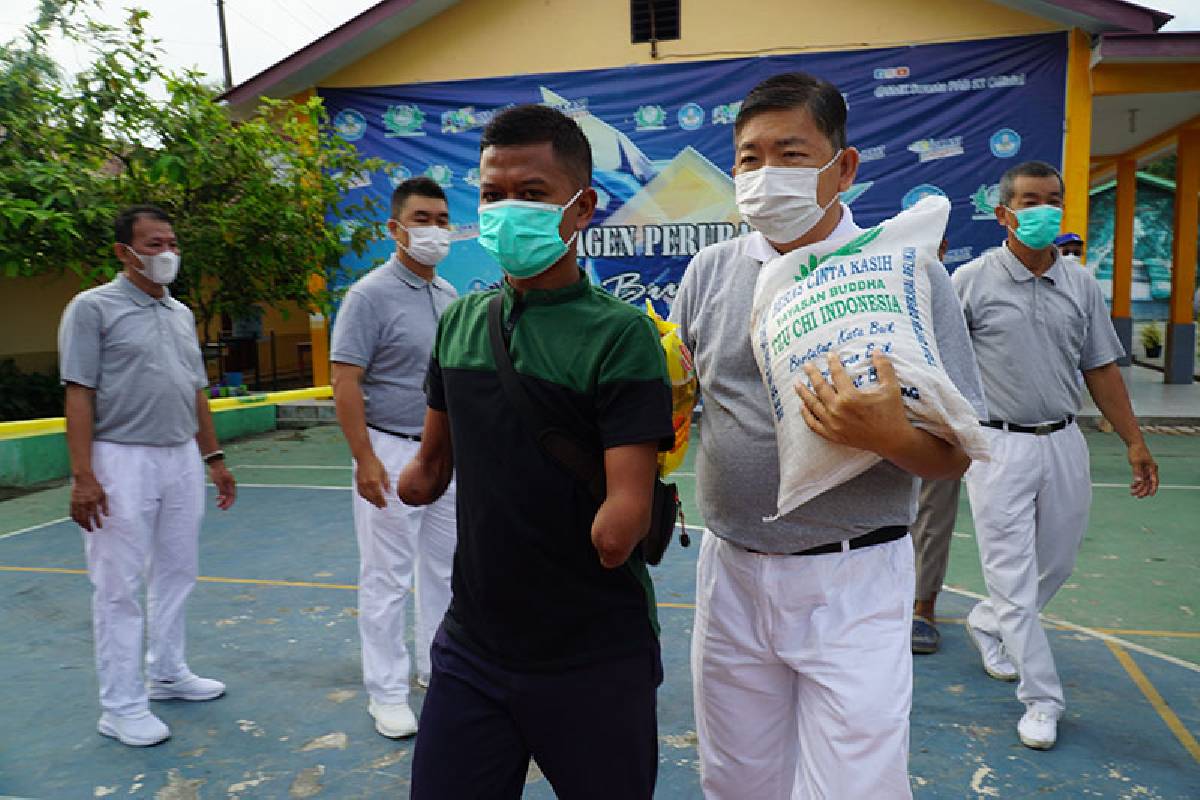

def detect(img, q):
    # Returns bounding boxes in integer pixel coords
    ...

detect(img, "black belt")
[980,414,1074,436]
[745,525,908,557]
[367,423,421,442]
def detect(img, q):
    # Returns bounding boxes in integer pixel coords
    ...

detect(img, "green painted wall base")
[0,405,277,488]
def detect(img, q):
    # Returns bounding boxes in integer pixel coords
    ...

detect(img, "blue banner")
[321,32,1066,311]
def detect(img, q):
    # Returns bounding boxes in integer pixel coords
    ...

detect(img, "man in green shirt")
[398,104,673,799]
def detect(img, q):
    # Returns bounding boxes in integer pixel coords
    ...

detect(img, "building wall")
[323,0,1060,88]
[0,274,313,384]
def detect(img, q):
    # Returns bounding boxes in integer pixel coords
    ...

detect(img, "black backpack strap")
[486,293,605,501]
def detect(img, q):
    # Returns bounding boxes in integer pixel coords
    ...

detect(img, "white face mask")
[734,150,842,244]
[398,224,451,266]
[125,245,180,285]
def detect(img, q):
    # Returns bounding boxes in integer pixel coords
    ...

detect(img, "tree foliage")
[0,1,386,338]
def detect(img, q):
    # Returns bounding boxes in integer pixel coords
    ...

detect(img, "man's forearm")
[195,390,220,456]
[332,378,375,463]
[1084,363,1144,447]
[64,386,96,478]
[879,423,970,481]
[591,494,651,568]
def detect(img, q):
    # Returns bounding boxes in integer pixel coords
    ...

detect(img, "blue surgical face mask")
[1004,205,1063,251]
[477,189,583,279]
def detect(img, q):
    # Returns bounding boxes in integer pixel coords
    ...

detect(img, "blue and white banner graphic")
[321,32,1066,310]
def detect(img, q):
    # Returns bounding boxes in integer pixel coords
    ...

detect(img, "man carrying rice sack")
[670,72,986,800]
[953,161,1158,752]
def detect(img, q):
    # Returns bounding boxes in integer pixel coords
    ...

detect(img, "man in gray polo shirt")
[331,177,458,739]
[58,205,237,747]
[953,160,1158,751]
[672,72,985,800]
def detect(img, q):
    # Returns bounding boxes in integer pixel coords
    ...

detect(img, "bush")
[1140,322,1163,349]
[0,359,64,422]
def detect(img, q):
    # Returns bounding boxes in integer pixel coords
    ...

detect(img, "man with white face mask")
[58,205,238,747]
[954,161,1157,750]
[671,72,985,798]
[330,176,458,739]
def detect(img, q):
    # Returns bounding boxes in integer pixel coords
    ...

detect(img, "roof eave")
[1096,32,1200,63]
[218,0,459,118]
[990,0,1172,34]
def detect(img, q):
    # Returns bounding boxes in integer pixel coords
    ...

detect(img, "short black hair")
[999,161,1064,206]
[480,104,592,187]
[391,176,447,219]
[735,72,847,151]
[114,205,171,245]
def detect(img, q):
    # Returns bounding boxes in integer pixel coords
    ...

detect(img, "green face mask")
[1005,204,1063,251]
[478,189,582,279]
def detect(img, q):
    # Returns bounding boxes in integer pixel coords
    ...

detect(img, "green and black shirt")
[426,272,673,671]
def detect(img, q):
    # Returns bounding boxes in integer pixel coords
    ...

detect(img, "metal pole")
[216,0,233,91]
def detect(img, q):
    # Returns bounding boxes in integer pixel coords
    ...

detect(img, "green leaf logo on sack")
[635,104,668,131]
[383,104,426,138]
[793,226,884,283]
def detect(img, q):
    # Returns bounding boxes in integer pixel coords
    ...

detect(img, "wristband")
[203,449,226,465]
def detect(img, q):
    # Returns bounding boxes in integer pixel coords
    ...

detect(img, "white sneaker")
[415,673,431,689]
[98,711,170,747]
[368,699,418,739]
[965,622,1018,682]
[148,672,226,701]
[1018,707,1058,750]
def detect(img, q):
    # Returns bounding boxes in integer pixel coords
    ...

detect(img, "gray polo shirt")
[331,256,457,435]
[952,243,1126,425]
[58,274,208,446]
[670,205,986,552]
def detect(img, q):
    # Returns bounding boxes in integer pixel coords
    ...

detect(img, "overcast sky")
[2,0,1198,90]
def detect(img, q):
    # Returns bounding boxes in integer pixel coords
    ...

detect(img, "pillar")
[1111,158,1136,365]
[1166,130,1198,384]
[1061,28,1094,250]
[308,272,331,387]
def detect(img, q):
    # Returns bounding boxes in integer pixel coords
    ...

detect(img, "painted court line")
[943,586,1200,674]
[1106,640,1200,764]
[0,518,70,541]
[232,464,351,470]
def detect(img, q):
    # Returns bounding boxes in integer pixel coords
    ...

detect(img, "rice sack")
[749,195,989,519]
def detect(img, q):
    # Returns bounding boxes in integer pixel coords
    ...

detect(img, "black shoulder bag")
[486,293,686,565]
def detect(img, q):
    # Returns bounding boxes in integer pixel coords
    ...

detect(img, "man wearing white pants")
[59,205,237,747]
[672,72,986,799]
[332,177,458,739]
[953,160,1158,750]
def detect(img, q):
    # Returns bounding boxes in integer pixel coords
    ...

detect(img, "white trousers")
[353,428,457,705]
[964,423,1091,713]
[691,531,915,800]
[83,441,205,717]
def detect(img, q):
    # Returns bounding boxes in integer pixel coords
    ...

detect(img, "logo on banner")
[464,167,481,187]
[710,101,742,126]
[424,164,454,187]
[383,104,426,137]
[635,105,668,131]
[907,136,963,163]
[874,66,910,80]
[442,107,478,134]
[338,219,363,243]
[943,246,974,265]
[990,128,1021,158]
[971,183,1001,219]
[858,145,887,163]
[333,109,367,141]
[902,183,947,210]
[678,103,705,131]
[334,170,372,190]
[387,165,413,188]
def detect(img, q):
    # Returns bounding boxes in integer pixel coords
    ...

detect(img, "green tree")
[0,1,386,339]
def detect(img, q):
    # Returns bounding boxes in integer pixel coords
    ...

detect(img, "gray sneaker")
[964,621,1018,681]
[148,672,226,701]
[98,710,170,747]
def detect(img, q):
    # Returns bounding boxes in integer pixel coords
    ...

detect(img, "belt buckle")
[1033,423,1053,436]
